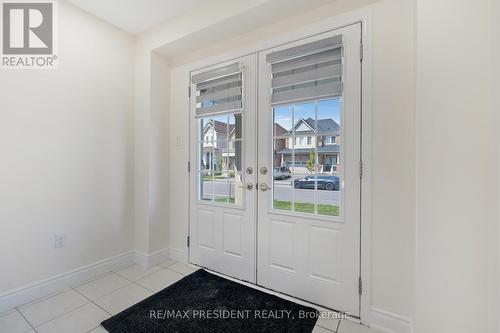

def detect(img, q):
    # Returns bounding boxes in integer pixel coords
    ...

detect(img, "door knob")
[239,182,253,190]
[259,183,271,191]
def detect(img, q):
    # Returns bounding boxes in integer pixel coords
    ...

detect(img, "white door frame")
[184,9,373,324]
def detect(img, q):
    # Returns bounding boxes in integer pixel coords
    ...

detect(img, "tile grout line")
[134,268,188,293]
[73,271,141,302]
[316,318,344,332]
[15,308,38,333]
[112,260,182,285]
[112,267,161,284]
[335,318,343,333]
[71,287,113,316]
[72,271,117,289]
[28,301,90,330]
[15,288,73,312]
[72,286,114,333]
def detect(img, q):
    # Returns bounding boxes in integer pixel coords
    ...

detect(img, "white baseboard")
[369,307,413,333]
[133,248,170,268]
[0,251,134,314]
[169,247,187,262]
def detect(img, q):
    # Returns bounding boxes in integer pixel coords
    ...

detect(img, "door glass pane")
[199,171,213,201]
[317,173,340,217]
[293,174,317,214]
[229,114,242,140]
[273,182,292,211]
[273,106,292,137]
[273,139,291,175]
[199,143,215,171]
[272,98,342,218]
[198,113,243,206]
[229,172,243,205]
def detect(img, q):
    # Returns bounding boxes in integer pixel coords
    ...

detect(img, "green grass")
[211,198,339,216]
[214,197,236,204]
[273,200,339,216]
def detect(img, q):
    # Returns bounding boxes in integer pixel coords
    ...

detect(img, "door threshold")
[188,262,361,322]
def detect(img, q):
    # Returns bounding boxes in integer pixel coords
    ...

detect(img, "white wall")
[149,53,171,253]
[415,0,495,332]
[492,2,500,331]
[0,1,135,294]
[163,0,416,324]
[132,44,171,256]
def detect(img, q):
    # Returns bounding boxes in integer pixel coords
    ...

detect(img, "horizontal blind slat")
[271,63,341,88]
[196,74,241,91]
[271,81,342,105]
[271,48,341,73]
[266,35,342,63]
[196,85,242,103]
[191,63,241,84]
[195,101,242,118]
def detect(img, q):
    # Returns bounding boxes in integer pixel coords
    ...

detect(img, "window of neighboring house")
[326,136,336,144]
[307,136,312,145]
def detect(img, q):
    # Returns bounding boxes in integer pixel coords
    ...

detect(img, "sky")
[274,98,341,131]
[201,98,341,130]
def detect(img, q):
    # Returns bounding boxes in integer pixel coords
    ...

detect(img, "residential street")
[202,179,340,204]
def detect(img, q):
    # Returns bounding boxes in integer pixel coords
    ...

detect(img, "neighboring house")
[277,117,341,173]
[201,119,239,171]
[203,117,340,173]
[273,123,287,167]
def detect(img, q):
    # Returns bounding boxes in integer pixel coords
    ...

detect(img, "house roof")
[203,120,235,136]
[274,123,287,136]
[287,118,340,135]
[277,145,340,155]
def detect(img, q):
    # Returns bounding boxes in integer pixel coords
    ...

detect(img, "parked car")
[273,167,292,180]
[294,175,340,191]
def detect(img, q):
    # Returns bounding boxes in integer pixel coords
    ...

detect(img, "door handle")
[259,183,271,191]
[239,182,253,191]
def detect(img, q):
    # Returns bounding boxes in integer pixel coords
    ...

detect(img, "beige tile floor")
[0,260,381,333]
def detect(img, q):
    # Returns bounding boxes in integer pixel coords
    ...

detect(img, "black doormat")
[101,269,319,333]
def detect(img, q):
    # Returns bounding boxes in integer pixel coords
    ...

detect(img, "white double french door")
[189,24,362,315]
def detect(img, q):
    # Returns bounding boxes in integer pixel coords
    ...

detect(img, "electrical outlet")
[54,234,66,248]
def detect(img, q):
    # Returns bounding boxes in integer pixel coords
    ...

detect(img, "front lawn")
[273,200,339,216]
[215,197,236,204]
[212,198,339,216]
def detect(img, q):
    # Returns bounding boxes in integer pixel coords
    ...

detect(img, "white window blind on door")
[266,35,343,105]
[192,62,243,118]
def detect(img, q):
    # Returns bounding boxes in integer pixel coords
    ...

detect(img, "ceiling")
[66,0,206,34]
